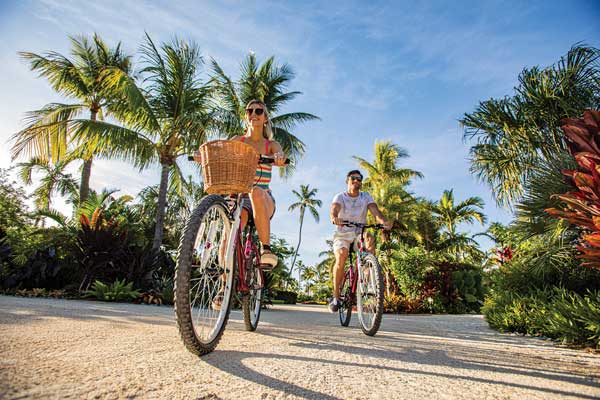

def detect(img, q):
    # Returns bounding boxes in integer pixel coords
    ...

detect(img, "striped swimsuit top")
[241,137,272,190]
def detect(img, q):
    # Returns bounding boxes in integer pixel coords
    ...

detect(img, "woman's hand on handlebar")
[273,151,286,167]
[259,154,291,165]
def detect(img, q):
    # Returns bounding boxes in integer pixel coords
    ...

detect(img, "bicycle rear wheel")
[338,270,352,327]
[242,254,263,331]
[356,254,384,336]
[175,195,235,356]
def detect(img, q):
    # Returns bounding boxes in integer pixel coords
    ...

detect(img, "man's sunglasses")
[349,176,363,182]
[245,108,265,116]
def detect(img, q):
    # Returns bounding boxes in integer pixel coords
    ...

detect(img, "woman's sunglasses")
[350,176,363,182]
[245,108,265,116]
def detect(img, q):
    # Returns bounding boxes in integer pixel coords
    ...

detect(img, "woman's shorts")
[240,189,276,220]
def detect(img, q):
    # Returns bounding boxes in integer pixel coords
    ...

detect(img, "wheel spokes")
[188,204,232,343]
[358,262,377,329]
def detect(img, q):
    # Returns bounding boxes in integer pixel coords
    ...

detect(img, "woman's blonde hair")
[245,99,273,140]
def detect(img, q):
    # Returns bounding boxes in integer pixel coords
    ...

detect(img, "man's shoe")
[211,292,224,311]
[328,298,341,313]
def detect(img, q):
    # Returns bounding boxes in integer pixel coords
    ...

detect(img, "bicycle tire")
[357,253,384,336]
[338,270,352,327]
[242,260,263,331]
[174,195,235,356]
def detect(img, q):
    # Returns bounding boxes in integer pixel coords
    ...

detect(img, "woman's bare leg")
[249,188,274,246]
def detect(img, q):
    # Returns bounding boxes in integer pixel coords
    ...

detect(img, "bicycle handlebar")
[337,220,386,229]
[187,155,290,165]
[259,156,291,165]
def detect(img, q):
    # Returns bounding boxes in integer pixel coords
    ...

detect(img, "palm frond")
[10,103,86,162]
[69,119,157,170]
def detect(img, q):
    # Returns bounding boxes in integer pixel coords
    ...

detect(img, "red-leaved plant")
[545,110,600,270]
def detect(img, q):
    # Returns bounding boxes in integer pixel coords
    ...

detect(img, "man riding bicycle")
[329,169,391,313]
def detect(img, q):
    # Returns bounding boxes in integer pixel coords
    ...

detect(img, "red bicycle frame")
[342,235,367,301]
[234,219,263,293]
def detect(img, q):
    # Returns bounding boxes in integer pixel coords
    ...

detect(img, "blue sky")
[1,0,599,272]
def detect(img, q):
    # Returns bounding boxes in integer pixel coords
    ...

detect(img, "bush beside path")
[0,295,599,400]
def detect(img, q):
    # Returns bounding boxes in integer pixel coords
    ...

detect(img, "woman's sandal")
[259,244,278,270]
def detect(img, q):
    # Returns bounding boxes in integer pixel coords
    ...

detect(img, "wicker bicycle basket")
[198,140,259,194]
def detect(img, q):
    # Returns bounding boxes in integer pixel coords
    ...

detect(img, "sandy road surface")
[0,295,599,399]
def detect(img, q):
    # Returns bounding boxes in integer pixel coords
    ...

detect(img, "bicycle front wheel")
[175,195,235,356]
[338,270,352,327]
[356,254,384,336]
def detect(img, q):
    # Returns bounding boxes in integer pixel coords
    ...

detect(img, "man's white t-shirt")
[332,191,375,233]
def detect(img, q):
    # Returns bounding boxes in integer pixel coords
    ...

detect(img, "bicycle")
[337,221,385,336]
[174,142,288,356]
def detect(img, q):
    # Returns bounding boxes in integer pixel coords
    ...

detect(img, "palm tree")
[401,198,440,251]
[134,177,206,248]
[295,260,306,294]
[461,45,600,207]
[268,236,297,291]
[211,53,319,169]
[288,184,322,278]
[354,140,423,226]
[11,34,132,204]
[68,34,211,252]
[301,265,317,297]
[354,140,423,294]
[430,189,486,261]
[16,157,78,213]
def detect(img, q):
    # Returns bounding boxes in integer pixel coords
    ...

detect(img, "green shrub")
[452,268,485,312]
[389,247,437,300]
[160,278,174,305]
[384,292,405,313]
[483,287,600,347]
[274,290,297,304]
[85,279,140,302]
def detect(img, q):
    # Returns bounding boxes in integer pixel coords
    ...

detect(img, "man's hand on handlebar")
[331,216,344,226]
[192,150,202,163]
[382,220,393,231]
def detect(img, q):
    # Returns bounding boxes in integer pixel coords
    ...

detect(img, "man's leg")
[332,247,349,299]
[364,231,376,254]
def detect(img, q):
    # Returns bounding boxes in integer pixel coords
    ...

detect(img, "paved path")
[0,295,599,399]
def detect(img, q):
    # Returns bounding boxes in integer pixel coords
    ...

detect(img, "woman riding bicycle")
[232,100,287,266]
[196,99,286,266]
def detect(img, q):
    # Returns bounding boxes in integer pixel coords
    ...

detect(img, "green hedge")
[483,288,600,347]
[274,290,297,304]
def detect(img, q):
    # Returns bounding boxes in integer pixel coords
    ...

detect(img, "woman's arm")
[269,141,287,167]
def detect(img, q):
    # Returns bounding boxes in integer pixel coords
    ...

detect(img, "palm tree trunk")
[79,108,97,204]
[152,163,170,252]
[289,210,305,282]
[79,158,93,204]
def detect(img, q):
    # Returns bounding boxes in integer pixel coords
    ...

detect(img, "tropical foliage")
[462,44,600,347]
[210,53,319,169]
[69,34,212,253]
[461,44,600,207]
[288,184,322,278]
[11,33,132,204]
[546,110,600,269]
[4,32,599,352]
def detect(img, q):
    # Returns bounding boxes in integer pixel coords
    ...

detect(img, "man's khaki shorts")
[332,230,359,252]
